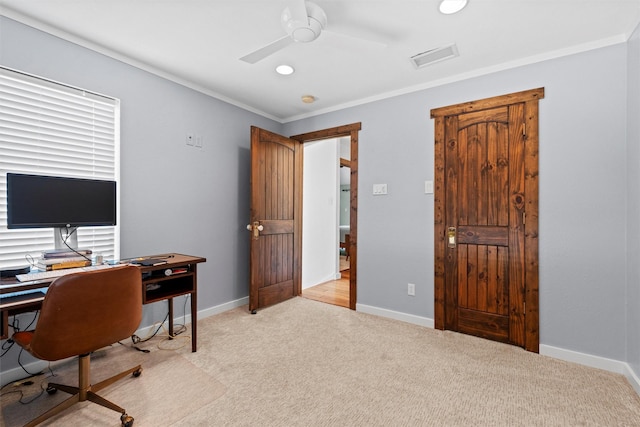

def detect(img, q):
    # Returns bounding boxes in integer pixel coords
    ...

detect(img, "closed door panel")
[432,88,542,351]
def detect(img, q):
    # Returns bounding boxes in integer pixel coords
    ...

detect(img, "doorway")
[248,124,360,312]
[290,124,360,310]
[300,137,351,308]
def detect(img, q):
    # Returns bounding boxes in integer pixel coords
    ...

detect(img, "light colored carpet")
[1,340,225,426]
[3,297,640,426]
[182,297,640,426]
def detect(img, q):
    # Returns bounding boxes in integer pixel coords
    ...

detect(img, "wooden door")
[248,126,302,313]
[431,88,543,352]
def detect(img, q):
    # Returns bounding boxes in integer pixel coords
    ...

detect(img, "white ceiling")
[2,0,639,122]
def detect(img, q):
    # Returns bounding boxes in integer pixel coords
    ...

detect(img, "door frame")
[290,123,361,310]
[431,89,542,352]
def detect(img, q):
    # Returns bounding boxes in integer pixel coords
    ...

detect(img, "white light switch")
[425,180,434,194]
[373,184,388,195]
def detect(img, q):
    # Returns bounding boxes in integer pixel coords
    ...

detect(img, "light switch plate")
[425,180,434,194]
[373,184,388,195]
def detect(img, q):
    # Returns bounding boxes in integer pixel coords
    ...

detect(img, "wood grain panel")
[477,246,488,312]
[457,225,509,246]
[444,115,459,329]
[457,107,508,129]
[430,88,544,118]
[249,127,300,312]
[524,99,540,352]
[434,116,446,329]
[458,308,509,343]
[508,103,526,347]
[432,88,543,352]
[260,220,294,234]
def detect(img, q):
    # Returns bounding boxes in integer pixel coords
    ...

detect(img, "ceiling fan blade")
[287,0,309,27]
[240,36,294,64]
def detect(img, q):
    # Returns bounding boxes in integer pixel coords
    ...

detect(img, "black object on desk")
[0,266,30,278]
[129,258,168,267]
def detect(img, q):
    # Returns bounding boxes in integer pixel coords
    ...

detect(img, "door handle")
[448,227,456,248]
[246,222,264,240]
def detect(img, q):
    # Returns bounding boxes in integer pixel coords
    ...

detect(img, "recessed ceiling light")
[439,0,468,14]
[301,95,316,104]
[276,64,295,75]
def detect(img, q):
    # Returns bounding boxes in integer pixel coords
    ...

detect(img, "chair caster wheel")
[46,385,57,395]
[133,368,142,377]
[121,413,134,427]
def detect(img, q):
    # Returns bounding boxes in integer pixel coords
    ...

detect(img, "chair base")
[24,354,142,427]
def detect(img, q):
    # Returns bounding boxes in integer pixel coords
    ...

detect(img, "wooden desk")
[0,253,206,352]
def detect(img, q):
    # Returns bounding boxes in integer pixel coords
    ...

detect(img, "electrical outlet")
[408,283,415,296]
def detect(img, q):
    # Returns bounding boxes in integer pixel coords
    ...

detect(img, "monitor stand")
[53,226,78,251]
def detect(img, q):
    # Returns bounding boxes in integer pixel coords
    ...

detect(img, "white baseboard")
[0,297,250,387]
[624,363,640,396]
[356,303,434,328]
[540,344,640,396]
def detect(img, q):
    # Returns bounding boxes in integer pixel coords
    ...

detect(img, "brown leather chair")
[12,265,143,427]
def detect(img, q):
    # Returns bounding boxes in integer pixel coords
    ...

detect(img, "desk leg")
[167,297,174,338]
[191,291,197,352]
[1,310,8,340]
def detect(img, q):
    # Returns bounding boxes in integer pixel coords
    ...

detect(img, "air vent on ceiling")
[410,44,459,69]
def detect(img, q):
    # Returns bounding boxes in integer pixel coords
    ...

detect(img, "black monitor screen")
[7,173,116,229]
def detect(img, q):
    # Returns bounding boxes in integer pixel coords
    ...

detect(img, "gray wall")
[0,17,281,370]
[627,24,640,377]
[284,43,631,364]
[2,15,639,387]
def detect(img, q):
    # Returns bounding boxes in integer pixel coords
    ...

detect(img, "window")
[0,67,120,269]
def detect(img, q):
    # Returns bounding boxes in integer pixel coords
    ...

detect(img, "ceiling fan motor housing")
[281,1,327,43]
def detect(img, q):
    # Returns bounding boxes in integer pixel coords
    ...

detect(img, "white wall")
[626,24,640,380]
[302,139,340,289]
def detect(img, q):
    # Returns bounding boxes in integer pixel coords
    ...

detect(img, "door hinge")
[523,123,526,137]
[523,211,526,225]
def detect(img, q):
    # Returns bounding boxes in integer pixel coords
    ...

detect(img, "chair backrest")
[28,265,142,361]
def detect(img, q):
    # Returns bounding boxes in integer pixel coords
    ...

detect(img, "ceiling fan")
[240,0,385,64]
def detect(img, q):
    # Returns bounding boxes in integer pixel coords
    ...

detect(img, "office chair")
[12,266,143,427]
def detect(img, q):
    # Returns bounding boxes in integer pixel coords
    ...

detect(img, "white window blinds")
[0,67,120,269]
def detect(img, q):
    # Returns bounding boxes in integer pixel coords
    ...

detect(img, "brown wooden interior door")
[432,88,543,352]
[248,127,302,313]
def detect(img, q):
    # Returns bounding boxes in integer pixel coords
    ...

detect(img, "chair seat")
[12,330,34,350]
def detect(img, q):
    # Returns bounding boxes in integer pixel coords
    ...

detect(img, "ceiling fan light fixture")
[439,0,468,14]
[276,64,295,75]
[301,95,316,104]
[282,1,327,43]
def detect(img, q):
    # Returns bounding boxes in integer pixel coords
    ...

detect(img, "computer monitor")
[6,173,117,250]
